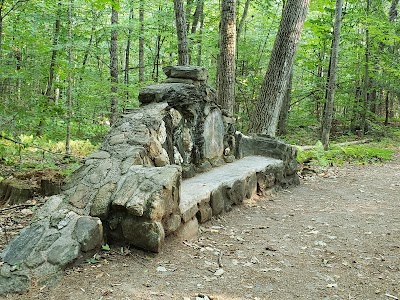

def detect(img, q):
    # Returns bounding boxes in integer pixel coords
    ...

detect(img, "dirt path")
[2,154,400,300]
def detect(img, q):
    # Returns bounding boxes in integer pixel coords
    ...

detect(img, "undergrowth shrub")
[298,141,395,167]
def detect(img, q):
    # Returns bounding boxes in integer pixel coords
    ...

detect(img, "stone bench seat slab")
[180,156,283,220]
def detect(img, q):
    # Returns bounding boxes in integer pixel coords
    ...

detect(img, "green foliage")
[85,253,101,264]
[0,134,98,174]
[298,141,396,167]
[101,244,111,251]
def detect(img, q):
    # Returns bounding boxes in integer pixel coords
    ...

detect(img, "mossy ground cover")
[280,119,400,167]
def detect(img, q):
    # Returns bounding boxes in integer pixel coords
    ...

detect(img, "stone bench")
[180,156,283,225]
[0,66,299,295]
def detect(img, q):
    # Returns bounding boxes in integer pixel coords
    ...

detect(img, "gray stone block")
[69,183,93,209]
[163,66,208,81]
[47,239,80,266]
[203,110,224,160]
[0,273,30,295]
[90,182,117,220]
[73,216,103,252]
[210,188,224,216]
[196,198,212,223]
[87,151,110,159]
[121,217,165,253]
[226,180,246,206]
[245,173,257,199]
[2,222,45,265]
[175,217,199,241]
[163,214,182,236]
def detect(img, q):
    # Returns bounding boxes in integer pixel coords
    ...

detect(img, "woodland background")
[0,0,399,172]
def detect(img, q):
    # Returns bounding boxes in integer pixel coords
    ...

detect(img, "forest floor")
[1,151,400,300]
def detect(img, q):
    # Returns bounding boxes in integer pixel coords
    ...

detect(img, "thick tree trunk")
[277,70,293,136]
[139,0,144,82]
[321,0,342,150]
[110,4,119,126]
[217,0,236,115]
[174,0,190,65]
[249,0,310,136]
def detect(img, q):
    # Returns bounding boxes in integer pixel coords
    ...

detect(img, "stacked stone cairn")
[0,66,299,295]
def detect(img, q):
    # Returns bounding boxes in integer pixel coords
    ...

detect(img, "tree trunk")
[189,0,204,64]
[110,3,119,126]
[0,15,3,58]
[196,4,204,66]
[66,0,74,154]
[124,8,133,109]
[237,0,250,41]
[191,0,203,34]
[37,0,62,136]
[14,47,22,102]
[361,0,370,135]
[174,0,190,65]
[152,34,164,82]
[80,9,97,78]
[217,0,236,115]
[249,0,310,136]
[384,91,390,125]
[389,0,399,22]
[277,70,293,136]
[321,0,342,150]
[139,0,145,82]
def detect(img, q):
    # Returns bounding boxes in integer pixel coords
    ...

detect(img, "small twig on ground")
[385,293,399,300]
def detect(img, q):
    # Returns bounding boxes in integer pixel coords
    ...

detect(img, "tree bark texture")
[361,0,370,135]
[321,0,342,150]
[191,0,203,34]
[389,0,399,22]
[249,0,310,136]
[0,14,3,58]
[174,0,190,65]
[196,4,204,66]
[139,0,144,82]
[277,70,293,136]
[37,0,62,136]
[124,8,133,108]
[218,0,236,116]
[110,4,119,126]
[237,0,251,41]
[66,0,74,154]
[384,91,390,125]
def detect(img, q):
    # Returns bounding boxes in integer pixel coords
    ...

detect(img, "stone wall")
[0,66,299,295]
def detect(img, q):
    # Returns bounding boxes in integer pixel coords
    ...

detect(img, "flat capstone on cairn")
[0,65,299,295]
